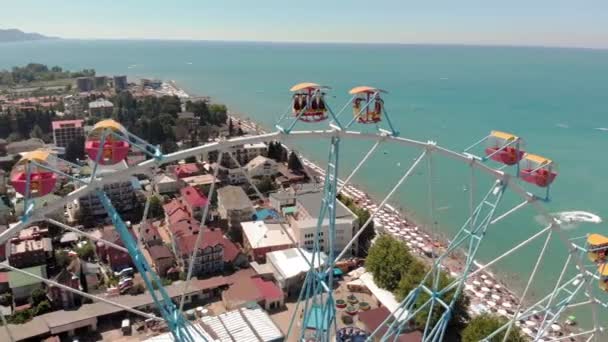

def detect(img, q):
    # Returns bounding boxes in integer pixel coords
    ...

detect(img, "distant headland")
[0,28,58,43]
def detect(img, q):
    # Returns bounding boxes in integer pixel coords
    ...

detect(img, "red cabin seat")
[11,171,57,197]
[484,146,525,165]
[85,139,130,165]
[520,168,557,187]
[357,111,381,124]
[297,110,328,123]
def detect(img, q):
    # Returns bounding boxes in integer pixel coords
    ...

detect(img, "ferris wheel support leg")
[538,253,574,330]
[95,190,198,342]
[375,181,507,342]
[298,135,341,342]
[381,106,399,136]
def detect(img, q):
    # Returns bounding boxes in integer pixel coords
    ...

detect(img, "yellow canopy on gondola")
[349,86,388,95]
[490,130,518,142]
[588,234,608,246]
[290,82,327,92]
[92,119,126,133]
[18,149,52,164]
[598,264,608,276]
[523,153,552,165]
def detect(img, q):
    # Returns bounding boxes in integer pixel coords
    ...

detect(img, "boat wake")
[556,123,569,128]
[535,211,602,230]
[594,127,608,132]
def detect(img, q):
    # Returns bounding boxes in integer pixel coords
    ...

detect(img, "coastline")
[170,81,574,337]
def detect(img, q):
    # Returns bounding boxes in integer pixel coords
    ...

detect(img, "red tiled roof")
[147,245,174,261]
[169,219,200,238]
[101,225,135,246]
[180,186,208,208]
[168,208,192,226]
[163,199,183,216]
[140,221,161,242]
[176,229,240,262]
[358,307,422,342]
[174,163,200,178]
[251,277,283,301]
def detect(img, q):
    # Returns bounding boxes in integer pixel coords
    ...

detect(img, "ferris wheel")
[0,81,605,342]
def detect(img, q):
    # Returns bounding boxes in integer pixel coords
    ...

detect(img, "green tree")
[55,250,70,268]
[76,241,95,260]
[287,151,304,171]
[365,234,414,291]
[30,288,47,306]
[462,314,526,342]
[255,176,277,194]
[148,195,164,218]
[33,300,52,316]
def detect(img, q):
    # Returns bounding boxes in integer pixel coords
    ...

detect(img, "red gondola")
[290,82,329,123]
[349,86,387,124]
[11,150,57,197]
[519,154,557,187]
[484,131,525,166]
[85,119,131,165]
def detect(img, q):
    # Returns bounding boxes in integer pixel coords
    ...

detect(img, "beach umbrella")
[450,271,460,278]
[417,242,426,248]
[481,287,491,292]
[497,309,508,316]
[494,284,502,290]
[410,232,418,237]
[522,328,533,336]
[525,321,537,327]
[502,302,512,308]
[551,324,561,332]
[487,301,496,307]
[473,280,481,286]
[416,236,424,242]
[406,242,413,247]
[484,279,494,286]
[475,292,485,298]
[481,274,488,280]
[464,284,474,291]
[491,294,501,301]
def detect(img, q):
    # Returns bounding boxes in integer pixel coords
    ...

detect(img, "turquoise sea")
[1,40,607,323]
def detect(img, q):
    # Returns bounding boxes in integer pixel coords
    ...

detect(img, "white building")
[241,221,295,262]
[154,173,180,194]
[76,161,139,216]
[269,188,360,257]
[202,141,268,168]
[244,155,279,178]
[267,247,326,295]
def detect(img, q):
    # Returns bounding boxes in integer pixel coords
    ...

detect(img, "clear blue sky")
[2,0,607,48]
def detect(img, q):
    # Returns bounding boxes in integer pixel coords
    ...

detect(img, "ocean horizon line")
[3,36,607,52]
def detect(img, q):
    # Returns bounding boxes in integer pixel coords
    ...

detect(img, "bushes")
[462,314,526,342]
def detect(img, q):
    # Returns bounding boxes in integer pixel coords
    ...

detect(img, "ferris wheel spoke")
[501,229,554,342]
[332,149,428,271]
[45,218,128,253]
[489,199,531,225]
[336,138,382,194]
[178,151,224,314]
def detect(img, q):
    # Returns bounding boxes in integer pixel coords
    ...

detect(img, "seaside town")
[0,64,578,342]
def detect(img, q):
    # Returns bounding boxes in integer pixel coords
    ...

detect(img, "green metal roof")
[8,265,46,288]
[281,206,297,215]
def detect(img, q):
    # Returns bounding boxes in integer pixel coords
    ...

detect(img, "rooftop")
[176,229,240,262]
[147,244,174,261]
[88,99,113,109]
[267,248,326,280]
[174,163,200,177]
[51,119,84,130]
[358,306,422,342]
[218,185,253,211]
[200,306,284,342]
[169,218,200,237]
[8,265,46,288]
[182,174,220,187]
[180,186,208,208]
[10,237,52,255]
[241,221,294,249]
